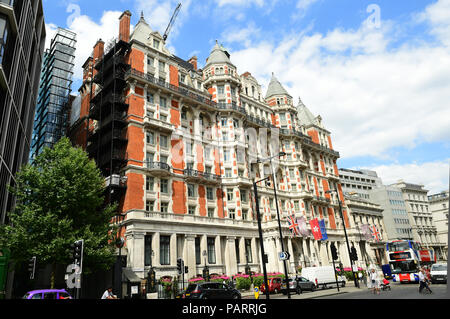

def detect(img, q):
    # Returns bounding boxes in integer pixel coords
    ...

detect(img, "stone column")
[287,238,295,273]
[184,234,196,280]
[215,235,223,267]
[224,236,238,276]
[126,232,146,274]
[319,241,330,266]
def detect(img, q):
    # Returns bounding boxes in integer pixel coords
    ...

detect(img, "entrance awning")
[122,269,142,283]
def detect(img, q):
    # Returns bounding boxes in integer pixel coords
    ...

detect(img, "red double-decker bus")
[387,240,436,283]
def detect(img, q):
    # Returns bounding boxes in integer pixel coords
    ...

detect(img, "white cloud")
[227,3,450,160]
[418,0,450,45]
[362,160,450,194]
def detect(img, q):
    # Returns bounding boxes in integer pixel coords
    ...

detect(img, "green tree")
[0,138,117,287]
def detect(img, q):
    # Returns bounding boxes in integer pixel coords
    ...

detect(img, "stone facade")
[70,11,368,281]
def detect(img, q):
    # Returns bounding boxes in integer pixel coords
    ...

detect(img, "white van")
[301,266,346,289]
[430,263,447,284]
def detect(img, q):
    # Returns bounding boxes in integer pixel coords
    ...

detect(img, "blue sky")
[43,0,450,193]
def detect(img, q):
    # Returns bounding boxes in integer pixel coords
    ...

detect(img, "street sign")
[279,252,290,261]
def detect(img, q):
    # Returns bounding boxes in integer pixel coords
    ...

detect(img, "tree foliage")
[0,138,117,275]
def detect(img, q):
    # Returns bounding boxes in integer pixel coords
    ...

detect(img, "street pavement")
[242,281,449,300]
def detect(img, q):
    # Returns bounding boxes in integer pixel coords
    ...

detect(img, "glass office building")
[30,27,76,161]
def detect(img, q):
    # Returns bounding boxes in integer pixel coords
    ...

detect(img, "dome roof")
[205,40,233,67]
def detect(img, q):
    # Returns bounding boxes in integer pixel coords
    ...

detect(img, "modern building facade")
[339,168,383,200]
[69,11,367,294]
[0,0,46,225]
[369,185,412,241]
[30,27,76,161]
[428,191,448,260]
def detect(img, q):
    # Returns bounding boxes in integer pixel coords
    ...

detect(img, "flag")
[360,224,372,241]
[297,216,311,237]
[319,219,328,241]
[287,215,300,237]
[371,225,382,242]
[309,218,322,240]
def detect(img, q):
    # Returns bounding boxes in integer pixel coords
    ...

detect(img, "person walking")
[369,269,380,295]
[418,268,433,294]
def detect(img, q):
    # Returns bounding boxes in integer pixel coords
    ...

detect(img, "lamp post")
[326,188,360,289]
[257,152,291,299]
[202,250,210,282]
[253,177,271,300]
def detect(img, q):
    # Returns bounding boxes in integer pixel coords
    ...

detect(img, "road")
[319,282,448,300]
[244,282,449,299]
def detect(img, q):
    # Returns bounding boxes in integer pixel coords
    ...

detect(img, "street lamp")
[326,188,360,289]
[253,176,271,300]
[257,151,292,299]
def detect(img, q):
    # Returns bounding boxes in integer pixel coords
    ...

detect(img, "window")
[160,135,168,149]
[229,209,236,219]
[161,179,169,194]
[146,200,154,212]
[224,150,230,162]
[0,15,10,65]
[241,190,248,203]
[147,56,154,67]
[188,206,196,215]
[147,152,154,163]
[195,237,201,265]
[221,117,227,127]
[186,142,193,156]
[280,113,286,122]
[238,169,244,177]
[160,97,167,109]
[144,235,153,266]
[146,177,154,192]
[227,189,234,201]
[235,240,240,264]
[242,209,248,220]
[245,239,253,263]
[233,119,239,128]
[180,74,186,84]
[207,238,216,264]
[160,236,170,265]
[218,85,225,95]
[207,187,214,200]
[160,155,168,164]
[160,115,167,122]
[208,208,215,218]
[181,108,187,120]
[159,60,165,70]
[188,184,195,198]
[154,39,160,49]
[147,132,155,145]
[161,202,168,213]
[147,92,154,103]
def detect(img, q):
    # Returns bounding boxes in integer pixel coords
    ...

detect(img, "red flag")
[309,218,322,240]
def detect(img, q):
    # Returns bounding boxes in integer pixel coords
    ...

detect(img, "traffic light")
[71,240,84,263]
[28,257,36,280]
[184,266,188,274]
[177,258,183,274]
[351,247,358,261]
[330,243,338,261]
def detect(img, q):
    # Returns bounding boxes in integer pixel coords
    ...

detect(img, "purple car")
[23,289,72,300]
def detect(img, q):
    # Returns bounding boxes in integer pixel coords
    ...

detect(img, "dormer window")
[153,39,160,50]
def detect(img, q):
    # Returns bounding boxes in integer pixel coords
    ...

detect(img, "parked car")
[281,277,316,295]
[430,263,447,284]
[260,277,282,294]
[23,289,72,300]
[301,266,346,289]
[184,282,241,299]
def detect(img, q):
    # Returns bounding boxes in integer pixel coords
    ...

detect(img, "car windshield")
[23,293,30,299]
[390,261,418,274]
[431,264,447,271]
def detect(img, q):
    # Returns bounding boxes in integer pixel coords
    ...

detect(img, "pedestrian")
[369,269,380,295]
[101,286,118,299]
[418,268,432,294]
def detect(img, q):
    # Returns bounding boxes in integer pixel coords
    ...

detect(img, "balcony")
[144,116,175,133]
[237,177,253,188]
[183,169,221,185]
[326,172,340,181]
[146,162,171,177]
[216,102,247,115]
[125,68,217,109]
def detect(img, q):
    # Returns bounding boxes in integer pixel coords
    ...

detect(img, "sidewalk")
[241,281,365,299]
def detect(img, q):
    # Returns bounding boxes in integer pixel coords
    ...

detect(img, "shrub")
[235,277,252,290]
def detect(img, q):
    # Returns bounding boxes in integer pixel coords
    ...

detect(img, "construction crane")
[163,3,182,42]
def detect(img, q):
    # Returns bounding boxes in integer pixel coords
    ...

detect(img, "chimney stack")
[119,10,132,42]
[188,56,198,71]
